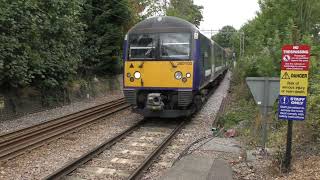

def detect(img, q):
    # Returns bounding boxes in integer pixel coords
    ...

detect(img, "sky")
[194,0,260,31]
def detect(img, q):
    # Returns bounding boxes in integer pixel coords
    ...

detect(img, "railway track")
[46,119,186,180]
[0,98,129,161]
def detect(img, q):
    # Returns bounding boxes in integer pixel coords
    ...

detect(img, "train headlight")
[186,73,191,78]
[134,71,141,79]
[127,73,131,78]
[174,71,183,80]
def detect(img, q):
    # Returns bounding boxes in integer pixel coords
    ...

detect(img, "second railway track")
[46,119,186,180]
[0,98,130,161]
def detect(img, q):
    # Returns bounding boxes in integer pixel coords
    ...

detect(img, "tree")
[0,0,84,91]
[166,0,203,27]
[212,26,237,48]
[145,0,168,17]
[126,0,204,27]
[127,0,150,25]
[79,0,132,76]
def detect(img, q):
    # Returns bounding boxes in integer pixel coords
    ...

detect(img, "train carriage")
[122,16,230,118]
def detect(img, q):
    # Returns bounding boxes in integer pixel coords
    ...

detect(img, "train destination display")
[278,45,310,121]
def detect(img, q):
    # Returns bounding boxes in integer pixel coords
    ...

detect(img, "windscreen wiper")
[139,61,144,68]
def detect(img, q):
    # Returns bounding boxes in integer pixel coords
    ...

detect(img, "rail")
[0,98,129,161]
[45,119,186,180]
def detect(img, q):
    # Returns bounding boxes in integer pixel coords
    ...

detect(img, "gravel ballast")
[142,71,232,179]
[0,92,123,134]
[0,109,142,180]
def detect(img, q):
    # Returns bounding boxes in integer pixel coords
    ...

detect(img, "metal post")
[261,106,268,148]
[282,34,298,172]
[283,120,293,172]
[261,78,269,148]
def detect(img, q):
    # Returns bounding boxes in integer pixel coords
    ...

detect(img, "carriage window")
[160,33,190,59]
[129,34,156,59]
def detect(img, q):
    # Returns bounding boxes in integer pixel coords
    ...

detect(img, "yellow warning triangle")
[282,72,290,79]
[129,64,134,68]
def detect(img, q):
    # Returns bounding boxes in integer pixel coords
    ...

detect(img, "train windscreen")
[160,33,190,59]
[129,34,156,59]
[128,33,191,60]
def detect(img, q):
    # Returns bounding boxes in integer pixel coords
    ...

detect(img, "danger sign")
[280,70,309,96]
[279,45,310,121]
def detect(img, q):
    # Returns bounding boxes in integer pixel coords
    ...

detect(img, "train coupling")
[146,93,164,111]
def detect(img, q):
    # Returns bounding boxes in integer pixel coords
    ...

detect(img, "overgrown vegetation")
[212,25,237,49]
[0,0,85,91]
[217,77,257,130]
[216,0,320,172]
[0,0,131,101]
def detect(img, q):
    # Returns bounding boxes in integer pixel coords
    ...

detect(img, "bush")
[0,0,84,90]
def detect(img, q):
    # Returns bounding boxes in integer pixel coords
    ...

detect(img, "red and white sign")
[281,45,310,71]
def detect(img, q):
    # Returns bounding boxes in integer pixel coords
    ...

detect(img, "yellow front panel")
[124,61,193,88]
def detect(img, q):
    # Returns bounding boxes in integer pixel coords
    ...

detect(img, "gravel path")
[0,92,123,135]
[0,109,142,180]
[142,71,232,179]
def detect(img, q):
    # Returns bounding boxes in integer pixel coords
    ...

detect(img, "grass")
[217,70,260,145]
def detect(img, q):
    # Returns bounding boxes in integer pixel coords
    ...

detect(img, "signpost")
[278,45,310,172]
[246,77,280,148]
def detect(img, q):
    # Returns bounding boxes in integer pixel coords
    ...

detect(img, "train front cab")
[123,31,199,118]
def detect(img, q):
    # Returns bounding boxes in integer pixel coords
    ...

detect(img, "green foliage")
[127,0,150,25]
[212,26,237,48]
[0,0,134,94]
[129,0,203,27]
[233,0,320,149]
[217,66,259,144]
[219,99,257,129]
[166,0,203,27]
[234,0,320,78]
[0,0,203,106]
[0,0,84,90]
[305,51,320,141]
[80,0,131,76]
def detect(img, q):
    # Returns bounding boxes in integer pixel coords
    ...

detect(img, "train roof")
[128,16,199,34]
[127,16,225,51]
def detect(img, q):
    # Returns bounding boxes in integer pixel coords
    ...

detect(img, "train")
[122,16,232,118]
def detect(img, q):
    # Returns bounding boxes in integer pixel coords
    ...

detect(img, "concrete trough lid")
[160,155,232,180]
